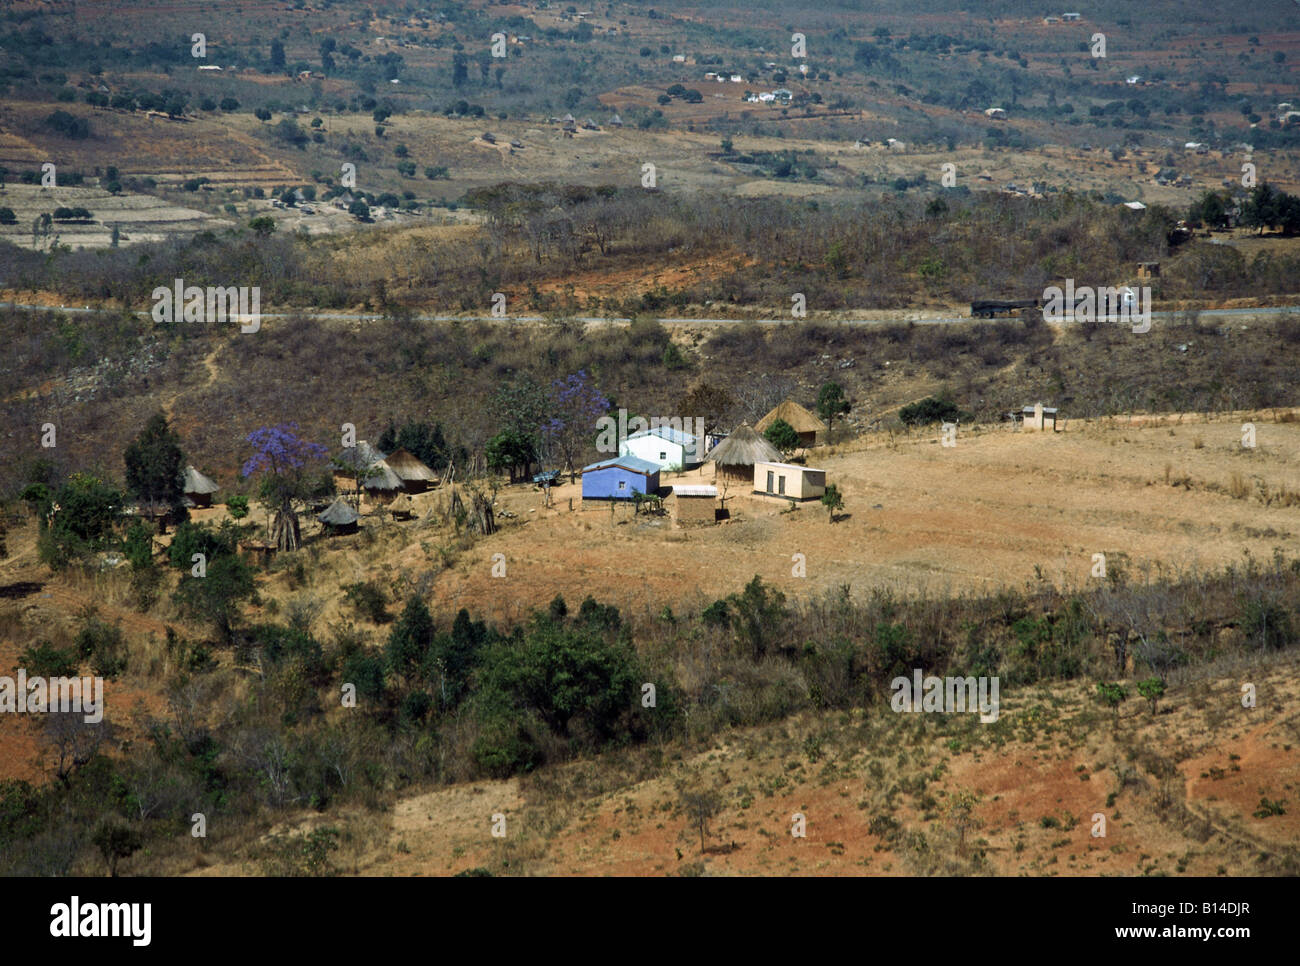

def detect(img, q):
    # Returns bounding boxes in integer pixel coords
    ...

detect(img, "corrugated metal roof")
[626,426,697,446]
[582,455,661,475]
[673,485,717,497]
[754,460,827,473]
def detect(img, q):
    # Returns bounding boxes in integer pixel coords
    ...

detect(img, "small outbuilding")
[581,456,660,500]
[182,466,220,508]
[384,447,437,493]
[705,423,782,483]
[673,485,718,526]
[317,497,359,535]
[1021,402,1059,432]
[755,399,828,448]
[754,461,826,501]
[1136,261,1160,278]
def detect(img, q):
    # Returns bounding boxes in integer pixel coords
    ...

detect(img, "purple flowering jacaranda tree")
[544,370,609,484]
[242,423,328,551]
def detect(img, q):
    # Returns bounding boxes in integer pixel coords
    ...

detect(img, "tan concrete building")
[1021,402,1058,432]
[753,461,826,501]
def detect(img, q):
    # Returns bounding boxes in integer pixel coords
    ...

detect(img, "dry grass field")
[181,649,1300,877]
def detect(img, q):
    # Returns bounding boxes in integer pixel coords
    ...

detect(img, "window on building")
[766,470,774,492]
[618,480,626,490]
[778,475,786,495]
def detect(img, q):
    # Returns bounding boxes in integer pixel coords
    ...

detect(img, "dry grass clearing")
[364,412,1300,625]
[185,649,1300,877]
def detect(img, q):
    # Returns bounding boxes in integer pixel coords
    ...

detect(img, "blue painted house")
[580,455,661,500]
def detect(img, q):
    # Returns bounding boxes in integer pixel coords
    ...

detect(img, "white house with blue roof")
[619,425,701,472]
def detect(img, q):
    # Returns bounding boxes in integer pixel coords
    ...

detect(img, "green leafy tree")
[763,418,800,456]
[1096,682,1128,725]
[1136,677,1165,715]
[727,575,786,660]
[1187,189,1230,230]
[821,483,844,523]
[340,651,386,705]
[386,597,435,688]
[92,821,141,877]
[476,617,640,741]
[486,429,537,483]
[18,640,79,678]
[249,216,277,236]
[123,412,185,523]
[40,473,124,570]
[377,420,460,471]
[167,520,237,570]
[173,554,255,645]
[75,616,128,679]
[898,391,966,427]
[425,608,492,710]
[488,373,552,471]
[816,382,851,436]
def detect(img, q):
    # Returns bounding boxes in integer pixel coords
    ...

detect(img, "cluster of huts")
[128,439,445,558]
[577,399,832,526]
[320,441,439,534]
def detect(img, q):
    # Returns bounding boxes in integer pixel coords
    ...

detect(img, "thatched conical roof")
[362,459,403,491]
[318,497,359,526]
[384,447,437,482]
[705,424,781,467]
[183,465,220,495]
[755,399,827,435]
[337,440,386,472]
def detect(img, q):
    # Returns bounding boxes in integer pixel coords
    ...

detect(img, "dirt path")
[161,342,223,423]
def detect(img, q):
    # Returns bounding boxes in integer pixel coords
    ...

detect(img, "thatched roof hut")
[755,399,828,447]
[705,424,781,482]
[384,448,437,492]
[337,440,386,473]
[362,459,403,503]
[318,497,359,534]
[182,465,220,507]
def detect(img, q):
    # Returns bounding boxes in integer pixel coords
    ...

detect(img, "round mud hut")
[318,497,359,535]
[384,447,437,493]
[704,424,782,484]
[182,465,220,508]
[362,460,404,505]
